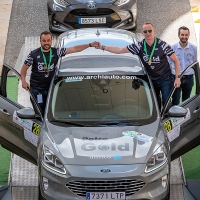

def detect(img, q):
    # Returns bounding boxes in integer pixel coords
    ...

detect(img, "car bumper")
[47,1,137,32]
[39,161,169,200]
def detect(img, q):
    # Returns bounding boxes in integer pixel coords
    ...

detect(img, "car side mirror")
[167,105,187,117]
[16,107,36,119]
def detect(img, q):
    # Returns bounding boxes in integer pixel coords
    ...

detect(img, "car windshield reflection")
[48,75,157,126]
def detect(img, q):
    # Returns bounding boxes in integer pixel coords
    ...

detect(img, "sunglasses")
[143,30,152,34]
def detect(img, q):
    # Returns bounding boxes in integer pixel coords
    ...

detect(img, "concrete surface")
[0,0,13,74]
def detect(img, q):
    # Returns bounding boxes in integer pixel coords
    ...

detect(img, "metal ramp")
[9,36,186,200]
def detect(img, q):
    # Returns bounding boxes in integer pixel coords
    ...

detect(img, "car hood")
[45,120,163,165]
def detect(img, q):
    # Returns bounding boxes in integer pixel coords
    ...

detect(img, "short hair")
[178,26,190,35]
[40,31,52,40]
[143,22,155,28]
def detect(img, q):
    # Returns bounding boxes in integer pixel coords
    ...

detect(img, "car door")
[161,61,200,161]
[0,64,42,165]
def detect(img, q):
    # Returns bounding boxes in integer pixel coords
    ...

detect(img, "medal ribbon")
[40,47,52,71]
[143,38,157,63]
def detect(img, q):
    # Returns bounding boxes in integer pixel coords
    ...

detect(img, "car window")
[48,75,157,126]
[6,75,19,101]
[173,65,197,105]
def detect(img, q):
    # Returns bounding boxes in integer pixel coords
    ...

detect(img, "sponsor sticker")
[166,125,180,142]
[122,131,153,142]
[13,111,41,147]
[164,108,190,142]
[89,155,122,160]
[75,137,133,156]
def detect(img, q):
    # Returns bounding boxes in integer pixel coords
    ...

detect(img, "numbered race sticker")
[13,111,41,146]
[163,120,173,133]
[86,192,125,200]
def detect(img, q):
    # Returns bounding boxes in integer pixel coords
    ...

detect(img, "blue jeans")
[152,75,174,109]
[172,75,194,105]
[29,87,48,116]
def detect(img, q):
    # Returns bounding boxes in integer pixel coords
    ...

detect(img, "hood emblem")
[87,1,96,9]
[100,168,111,173]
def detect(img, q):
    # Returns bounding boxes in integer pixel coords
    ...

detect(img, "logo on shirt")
[38,62,44,71]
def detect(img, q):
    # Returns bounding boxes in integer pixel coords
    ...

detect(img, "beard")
[180,38,188,43]
[42,44,51,51]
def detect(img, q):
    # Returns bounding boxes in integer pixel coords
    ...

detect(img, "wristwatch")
[175,74,181,78]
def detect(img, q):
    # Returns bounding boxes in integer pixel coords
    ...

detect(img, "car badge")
[87,1,96,9]
[100,169,111,173]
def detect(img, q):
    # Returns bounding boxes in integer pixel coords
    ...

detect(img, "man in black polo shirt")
[20,31,98,116]
[96,22,181,109]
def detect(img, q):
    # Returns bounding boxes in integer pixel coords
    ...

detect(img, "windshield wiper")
[50,120,89,127]
[92,121,140,126]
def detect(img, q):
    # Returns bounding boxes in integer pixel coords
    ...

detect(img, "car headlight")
[54,0,70,8]
[145,144,167,173]
[42,145,67,175]
[113,0,130,6]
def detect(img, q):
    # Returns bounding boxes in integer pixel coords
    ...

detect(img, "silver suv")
[0,28,200,200]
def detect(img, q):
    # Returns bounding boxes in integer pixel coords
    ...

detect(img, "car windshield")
[48,75,157,126]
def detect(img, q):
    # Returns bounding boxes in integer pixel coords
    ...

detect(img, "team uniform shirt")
[24,47,66,90]
[169,42,197,75]
[127,38,175,81]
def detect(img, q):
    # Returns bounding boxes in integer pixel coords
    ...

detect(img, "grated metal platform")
[9,36,185,200]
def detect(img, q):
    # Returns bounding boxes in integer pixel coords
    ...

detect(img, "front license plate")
[78,18,106,24]
[86,192,126,200]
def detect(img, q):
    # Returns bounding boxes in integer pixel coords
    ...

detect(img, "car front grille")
[66,179,145,197]
[70,8,114,16]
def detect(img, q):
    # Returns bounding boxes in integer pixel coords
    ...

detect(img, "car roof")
[55,28,146,76]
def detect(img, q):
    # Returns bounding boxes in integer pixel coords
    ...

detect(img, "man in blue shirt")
[169,26,197,105]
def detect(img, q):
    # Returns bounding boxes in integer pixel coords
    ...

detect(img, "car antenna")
[96,29,100,36]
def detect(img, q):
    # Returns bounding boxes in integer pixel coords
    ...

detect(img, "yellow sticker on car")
[32,122,41,136]
[164,120,172,133]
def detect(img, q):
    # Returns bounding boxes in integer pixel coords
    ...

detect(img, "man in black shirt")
[20,31,98,116]
[96,22,181,109]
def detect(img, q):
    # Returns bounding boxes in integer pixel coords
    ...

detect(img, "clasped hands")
[90,41,102,49]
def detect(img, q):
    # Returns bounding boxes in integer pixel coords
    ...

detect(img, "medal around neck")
[144,38,157,66]
[41,47,52,73]
[148,59,152,65]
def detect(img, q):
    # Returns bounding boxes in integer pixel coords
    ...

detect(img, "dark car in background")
[47,0,137,32]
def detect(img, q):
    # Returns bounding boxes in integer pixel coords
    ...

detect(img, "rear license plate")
[78,18,106,24]
[86,192,126,200]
